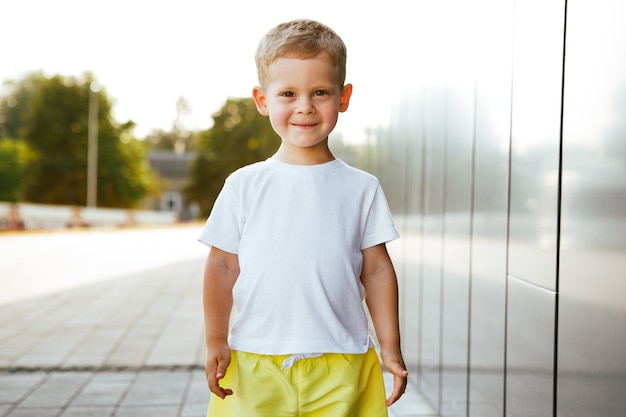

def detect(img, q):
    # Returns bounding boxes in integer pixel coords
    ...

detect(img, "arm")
[203,246,240,399]
[361,243,408,407]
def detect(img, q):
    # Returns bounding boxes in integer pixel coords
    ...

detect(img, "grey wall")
[360,0,626,415]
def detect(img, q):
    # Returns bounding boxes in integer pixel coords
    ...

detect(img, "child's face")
[253,55,352,154]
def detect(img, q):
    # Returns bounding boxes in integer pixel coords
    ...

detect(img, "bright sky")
[2,0,432,139]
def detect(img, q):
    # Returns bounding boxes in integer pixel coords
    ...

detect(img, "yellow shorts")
[207,348,388,417]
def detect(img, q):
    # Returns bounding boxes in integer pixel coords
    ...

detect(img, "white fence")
[0,202,178,231]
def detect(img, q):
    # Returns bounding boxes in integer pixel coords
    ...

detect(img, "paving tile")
[70,373,134,406]
[12,351,68,369]
[145,326,203,367]
[90,372,136,383]
[0,372,46,405]
[0,334,46,368]
[6,407,63,417]
[19,372,91,408]
[121,371,188,407]
[0,357,12,369]
[181,402,207,417]
[19,302,74,334]
[115,405,181,417]
[183,371,210,405]
[63,329,124,368]
[12,328,87,368]
[195,345,207,366]
[58,406,115,417]
[0,324,19,344]
[180,370,209,417]
[105,336,156,368]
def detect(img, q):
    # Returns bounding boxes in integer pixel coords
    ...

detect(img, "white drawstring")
[281,353,323,369]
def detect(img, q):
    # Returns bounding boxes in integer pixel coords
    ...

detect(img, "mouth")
[292,122,318,129]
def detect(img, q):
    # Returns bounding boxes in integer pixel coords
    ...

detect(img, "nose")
[295,96,314,114]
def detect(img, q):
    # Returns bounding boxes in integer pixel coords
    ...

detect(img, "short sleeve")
[361,183,400,250]
[197,179,241,254]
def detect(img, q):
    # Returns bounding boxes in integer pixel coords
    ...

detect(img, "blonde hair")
[255,19,347,88]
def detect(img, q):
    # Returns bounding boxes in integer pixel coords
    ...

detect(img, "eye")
[314,90,327,96]
[281,91,294,97]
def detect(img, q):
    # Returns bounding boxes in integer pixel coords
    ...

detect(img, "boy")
[199,18,408,416]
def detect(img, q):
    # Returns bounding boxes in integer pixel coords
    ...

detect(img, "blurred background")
[0,0,421,225]
[1,0,625,416]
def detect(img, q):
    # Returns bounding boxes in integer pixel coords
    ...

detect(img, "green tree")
[2,72,157,208]
[0,138,33,201]
[0,72,45,139]
[185,97,280,216]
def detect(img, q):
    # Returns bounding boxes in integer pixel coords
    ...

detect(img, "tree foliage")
[185,97,280,216]
[0,72,158,207]
[0,72,45,139]
[0,138,33,202]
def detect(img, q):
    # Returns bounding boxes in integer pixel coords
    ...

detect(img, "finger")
[385,368,408,407]
[207,374,233,399]
[205,367,222,398]
[216,358,230,380]
[385,374,406,406]
[206,359,233,399]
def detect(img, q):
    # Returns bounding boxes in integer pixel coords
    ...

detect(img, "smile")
[292,123,318,129]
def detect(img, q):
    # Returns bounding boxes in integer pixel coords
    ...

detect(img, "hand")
[381,348,408,407]
[205,341,233,399]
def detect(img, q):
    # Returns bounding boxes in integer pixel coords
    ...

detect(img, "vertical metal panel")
[506,1,566,413]
[558,0,626,414]
[441,81,474,417]
[508,0,566,290]
[397,90,426,379]
[506,277,556,416]
[468,1,514,414]
[419,86,447,410]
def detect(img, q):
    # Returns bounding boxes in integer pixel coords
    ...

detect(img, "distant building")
[148,150,199,221]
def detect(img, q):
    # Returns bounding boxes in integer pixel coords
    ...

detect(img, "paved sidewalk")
[0,259,206,371]
[0,227,435,417]
[0,369,208,417]
[0,246,209,417]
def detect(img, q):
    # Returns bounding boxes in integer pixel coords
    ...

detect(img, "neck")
[272,143,335,165]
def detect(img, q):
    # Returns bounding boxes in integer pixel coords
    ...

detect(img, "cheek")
[268,106,290,124]
[321,105,340,123]
[267,112,288,136]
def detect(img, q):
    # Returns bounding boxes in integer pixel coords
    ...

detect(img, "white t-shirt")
[198,158,399,355]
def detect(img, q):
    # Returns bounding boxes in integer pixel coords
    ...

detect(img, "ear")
[339,83,353,113]
[252,86,269,116]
